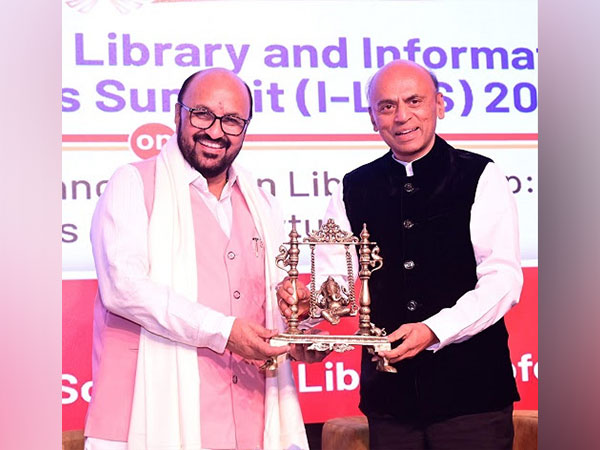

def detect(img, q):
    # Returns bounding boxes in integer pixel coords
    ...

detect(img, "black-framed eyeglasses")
[178,102,250,136]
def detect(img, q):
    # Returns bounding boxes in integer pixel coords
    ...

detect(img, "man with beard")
[84,69,313,450]
[278,60,522,449]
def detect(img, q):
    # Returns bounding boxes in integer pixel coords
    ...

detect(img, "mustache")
[193,132,230,149]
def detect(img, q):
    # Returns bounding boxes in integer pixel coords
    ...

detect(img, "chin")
[394,146,420,155]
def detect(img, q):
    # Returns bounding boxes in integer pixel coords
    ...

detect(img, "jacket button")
[233,290,241,299]
[404,182,415,193]
[403,260,415,270]
[232,375,238,384]
[407,300,418,311]
[403,219,414,229]
[227,251,236,260]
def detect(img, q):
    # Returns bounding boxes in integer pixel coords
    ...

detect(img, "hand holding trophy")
[269,219,397,373]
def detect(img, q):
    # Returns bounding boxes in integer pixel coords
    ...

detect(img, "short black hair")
[177,70,253,120]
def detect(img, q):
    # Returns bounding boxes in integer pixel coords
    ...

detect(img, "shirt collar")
[182,156,238,197]
[389,135,445,177]
[391,153,420,177]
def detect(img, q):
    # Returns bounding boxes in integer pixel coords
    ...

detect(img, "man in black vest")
[279,60,523,449]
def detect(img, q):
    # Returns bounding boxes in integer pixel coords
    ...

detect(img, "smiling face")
[174,69,251,180]
[368,61,445,162]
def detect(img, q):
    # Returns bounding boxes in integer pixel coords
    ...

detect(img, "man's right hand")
[225,318,290,361]
[276,277,311,320]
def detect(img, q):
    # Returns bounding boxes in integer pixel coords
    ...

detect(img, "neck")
[393,138,437,163]
[207,171,228,199]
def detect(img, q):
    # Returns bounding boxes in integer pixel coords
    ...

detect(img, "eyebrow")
[192,104,245,118]
[376,99,397,107]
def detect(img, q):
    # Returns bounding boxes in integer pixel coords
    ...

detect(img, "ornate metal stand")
[269,219,396,373]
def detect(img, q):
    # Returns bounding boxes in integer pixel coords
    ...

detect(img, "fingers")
[276,279,296,319]
[227,318,290,360]
[247,322,289,357]
[261,341,291,357]
[276,278,311,320]
[296,282,311,301]
[386,324,408,343]
[277,278,296,302]
[378,323,437,364]
[379,325,408,362]
[380,340,412,363]
[247,321,279,340]
[277,298,294,319]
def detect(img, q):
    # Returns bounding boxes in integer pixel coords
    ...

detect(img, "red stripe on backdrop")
[62,134,129,143]
[61,133,538,143]
[245,133,538,142]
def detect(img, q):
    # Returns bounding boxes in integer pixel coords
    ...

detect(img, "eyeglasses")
[178,102,250,136]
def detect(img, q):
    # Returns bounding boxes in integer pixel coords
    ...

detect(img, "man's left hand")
[379,322,439,363]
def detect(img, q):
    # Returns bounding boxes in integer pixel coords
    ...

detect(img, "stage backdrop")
[62,0,538,430]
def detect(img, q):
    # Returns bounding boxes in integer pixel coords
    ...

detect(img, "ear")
[436,92,445,119]
[368,107,378,132]
[174,102,181,128]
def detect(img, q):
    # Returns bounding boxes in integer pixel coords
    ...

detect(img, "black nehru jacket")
[342,135,519,421]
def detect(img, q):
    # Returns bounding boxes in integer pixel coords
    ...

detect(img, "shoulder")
[105,162,145,190]
[441,137,493,171]
[343,151,391,184]
[441,140,494,181]
[452,147,493,166]
[92,162,147,225]
[97,162,146,209]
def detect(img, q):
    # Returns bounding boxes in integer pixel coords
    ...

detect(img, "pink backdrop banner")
[62,267,538,430]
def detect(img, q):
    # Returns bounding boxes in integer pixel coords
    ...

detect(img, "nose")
[205,117,225,139]
[394,103,410,123]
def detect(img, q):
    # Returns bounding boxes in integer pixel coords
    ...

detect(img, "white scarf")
[127,135,308,450]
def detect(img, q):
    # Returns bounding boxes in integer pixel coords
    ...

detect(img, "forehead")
[183,72,250,115]
[370,65,435,102]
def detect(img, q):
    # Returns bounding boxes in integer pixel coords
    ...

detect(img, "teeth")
[398,128,417,135]
[198,139,225,149]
